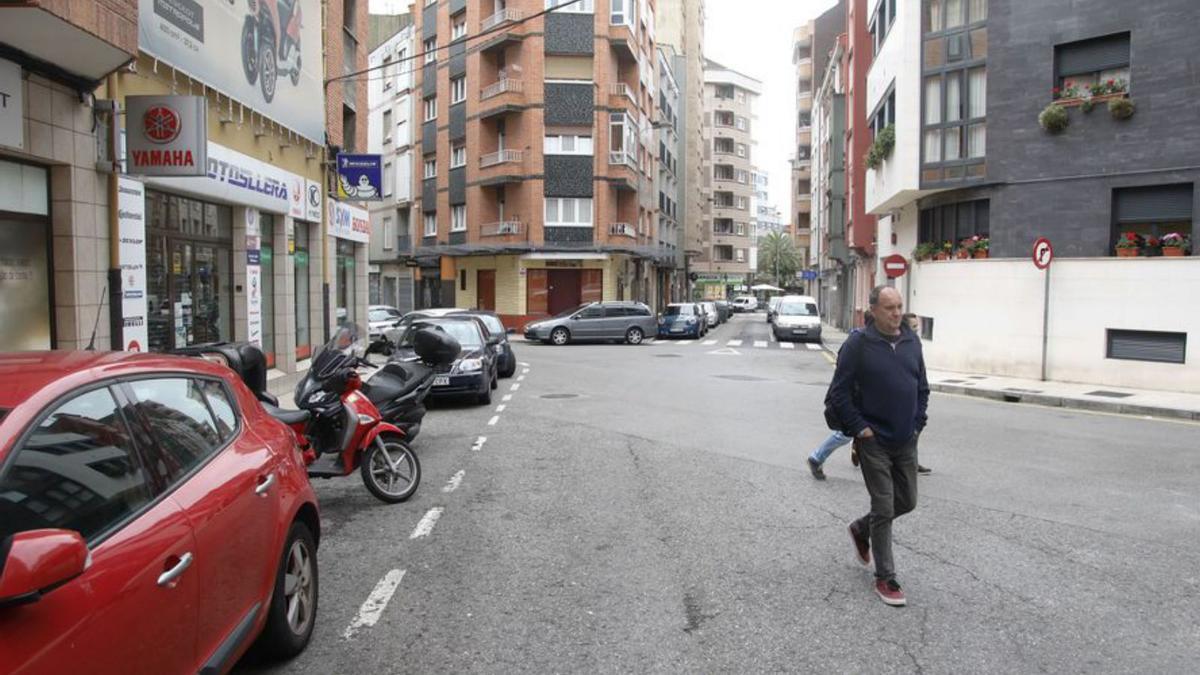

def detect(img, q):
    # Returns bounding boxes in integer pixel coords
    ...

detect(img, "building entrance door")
[477,270,496,310]
[546,269,581,315]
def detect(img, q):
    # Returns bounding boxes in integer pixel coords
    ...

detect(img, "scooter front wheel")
[361,433,421,503]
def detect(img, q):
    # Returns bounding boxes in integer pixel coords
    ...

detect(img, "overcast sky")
[704,0,838,220]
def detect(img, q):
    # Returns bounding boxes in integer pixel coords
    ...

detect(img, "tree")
[757,231,802,287]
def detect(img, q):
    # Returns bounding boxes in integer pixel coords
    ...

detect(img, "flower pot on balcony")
[973,249,989,259]
[1163,247,1185,257]
[934,252,949,261]
[955,249,971,260]
[1115,247,1139,257]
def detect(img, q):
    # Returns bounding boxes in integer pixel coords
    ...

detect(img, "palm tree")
[757,231,802,287]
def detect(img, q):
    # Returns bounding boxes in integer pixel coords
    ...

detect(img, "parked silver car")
[523,302,658,345]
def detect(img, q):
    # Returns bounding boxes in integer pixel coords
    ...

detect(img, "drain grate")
[714,374,768,382]
[1085,390,1133,399]
[540,393,580,400]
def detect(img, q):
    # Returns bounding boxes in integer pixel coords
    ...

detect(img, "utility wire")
[326,0,586,85]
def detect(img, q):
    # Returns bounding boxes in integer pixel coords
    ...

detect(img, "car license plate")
[433,376,450,387]
[670,328,684,333]
[793,328,808,334]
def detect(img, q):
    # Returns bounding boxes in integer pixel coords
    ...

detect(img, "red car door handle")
[157,552,194,587]
[255,473,277,497]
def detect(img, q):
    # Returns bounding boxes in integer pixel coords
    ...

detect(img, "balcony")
[609,83,637,106]
[609,23,638,63]
[608,150,639,191]
[482,8,523,31]
[480,149,523,168]
[479,79,526,119]
[609,223,637,238]
[609,150,637,169]
[482,220,526,237]
[481,78,524,101]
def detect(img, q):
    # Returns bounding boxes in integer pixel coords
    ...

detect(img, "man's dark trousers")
[852,434,918,581]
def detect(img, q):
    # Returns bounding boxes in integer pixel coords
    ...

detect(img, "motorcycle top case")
[413,327,461,365]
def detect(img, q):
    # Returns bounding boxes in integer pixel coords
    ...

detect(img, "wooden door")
[477,270,496,310]
[547,269,582,315]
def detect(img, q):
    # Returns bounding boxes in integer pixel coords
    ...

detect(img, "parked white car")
[731,296,758,312]
[700,301,720,327]
[368,305,403,339]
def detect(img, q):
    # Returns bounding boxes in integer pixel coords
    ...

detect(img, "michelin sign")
[336,154,383,201]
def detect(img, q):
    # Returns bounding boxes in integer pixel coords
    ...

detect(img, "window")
[451,13,467,40]
[736,249,746,262]
[382,162,394,197]
[870,88,896,138]
[546,0,594,12]
[128,378,225,486]
[544,197,594,227]
[383,216,394,248]
[714,111,734,127]
[715,84,735,99]
[544,135,595,155]
[423,37,437,64]
[736,143,747,158]
[870,0,897,54]
[735,116,747,131]
[923,66,987,169]
[737,91,746,103]
[736,222,746,236]
[714,137,735,154]
[713,218,734,234]
[1107,330,1187,365]
[424,212,438,237]
[918,199,989,245]
[611,0,633,25]
[382,109,392,143]
[736,170,750,184]
[423,155,437,179]
[451,204,466,231]
[1112,183,1193,251]
[0,387,155,545]
[578,305,604,319]
[197,380,237,441]
[714,164,735,181]
[451,142,466,168]
[1055,33,1131,94]
[383,57,394,91]
[451,77,466,104]
[424,96,437,122]
[714,245,734,261]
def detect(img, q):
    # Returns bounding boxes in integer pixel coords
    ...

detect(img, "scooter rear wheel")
[361,433,421,503]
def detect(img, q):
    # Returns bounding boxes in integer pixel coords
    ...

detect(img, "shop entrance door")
[147,235,231,351]
[477,270,496,311]
[546,269,581,316]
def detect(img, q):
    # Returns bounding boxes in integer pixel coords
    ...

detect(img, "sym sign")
[138,0,324,142]
[329,201,370,243]
[125,95,208,177]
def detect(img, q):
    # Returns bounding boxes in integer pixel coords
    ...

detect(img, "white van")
[771,295,821,342]
[731,296,758,312]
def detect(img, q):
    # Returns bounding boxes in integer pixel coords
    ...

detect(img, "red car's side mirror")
[0,529,89,608]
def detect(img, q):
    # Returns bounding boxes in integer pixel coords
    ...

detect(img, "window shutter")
[1107,330,1186,364]
[1114,184,1194,223]
[1056,33,1130,78]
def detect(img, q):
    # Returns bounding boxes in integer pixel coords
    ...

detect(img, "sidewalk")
[819,322,1200,422]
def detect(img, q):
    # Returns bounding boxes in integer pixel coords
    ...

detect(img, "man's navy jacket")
[828,324,930,448]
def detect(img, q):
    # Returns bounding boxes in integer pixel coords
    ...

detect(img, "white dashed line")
[754,340,768,348]
[510,383,521,391]
[806,343,824,351]
[471,436,487,451]
[343,569,406,640]
[727,340,743,347]
[518,362,530,367]
[702,340,717,345]
[487,415,500,426]
[496,404,506,412]
[517,375,525,382]
[522,368,530,374]
[410,507,444,539]
[780,342,795,349]
[502,394,512,402]
[442,470,465,493]
[679,340,694,345]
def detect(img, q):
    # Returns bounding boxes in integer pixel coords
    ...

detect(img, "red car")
[0,351,320,674]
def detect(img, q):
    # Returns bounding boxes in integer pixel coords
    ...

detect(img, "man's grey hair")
[868,284,893,306]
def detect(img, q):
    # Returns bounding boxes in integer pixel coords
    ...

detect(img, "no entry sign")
[1032,237,1054,269]
[882,254,909,278]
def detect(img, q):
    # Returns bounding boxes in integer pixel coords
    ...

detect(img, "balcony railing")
[480,149,523,168]
[482,7,523,31]
[609,150,637,168]
[482,220,524,236]
[610,83,636,104]
[481,78,523,101]
[609,223,636,237]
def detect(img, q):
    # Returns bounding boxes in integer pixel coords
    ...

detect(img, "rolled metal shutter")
[1115,184,1194,223]
[1057,33,1130,78]
[1107,330,1187,364]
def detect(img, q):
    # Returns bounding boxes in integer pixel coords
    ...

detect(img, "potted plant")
[1144,235,1161,256]
[1114,232,1142,257]
[970,236,990,259]
[934,240,953,261]
[912,242,936,261]
[865,124,895,170]
[1161,232,1191,257]
[955,238,973,259]
[1109,96,1135,120]
[1039,103,1069,134]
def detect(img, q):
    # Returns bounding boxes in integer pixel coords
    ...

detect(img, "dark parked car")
[523,302,657,345]
[657,303,705,339]
[388,318,499,404]
[714,300,732,324]
[448,310,516,378]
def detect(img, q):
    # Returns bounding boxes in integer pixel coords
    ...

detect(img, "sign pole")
[1041,265,1051,382]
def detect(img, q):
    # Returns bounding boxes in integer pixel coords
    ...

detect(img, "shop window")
[336,239,357,326]
[294,223,311,359]
[259,214,276,367]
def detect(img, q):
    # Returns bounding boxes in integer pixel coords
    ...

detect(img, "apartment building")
[864,0,1200,392]
[812,33,849,327]
[367,16,417,314]
[655,45,684,306]
[410,0,666,326]
[842,0,878,325]
[791,25,814,276]
[698,59,760,300]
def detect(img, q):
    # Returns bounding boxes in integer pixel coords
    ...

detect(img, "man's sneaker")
[917,464,932,475]
[849,524,870,567]
[875,579,907,606]
[807,457,826,481]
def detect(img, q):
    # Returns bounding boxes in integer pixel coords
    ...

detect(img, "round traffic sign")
[882,253,909,278]
[1032,237,1054,269]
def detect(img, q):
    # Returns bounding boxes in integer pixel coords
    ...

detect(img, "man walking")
[826,285,929,606]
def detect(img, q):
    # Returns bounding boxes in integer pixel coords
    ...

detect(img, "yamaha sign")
[126,95,208,177]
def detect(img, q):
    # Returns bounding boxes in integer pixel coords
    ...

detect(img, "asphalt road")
[237,312,1200,674]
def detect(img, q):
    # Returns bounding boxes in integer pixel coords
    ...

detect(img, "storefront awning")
[0,8,134,89]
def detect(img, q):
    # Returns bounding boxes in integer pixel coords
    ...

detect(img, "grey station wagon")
[523,302,658,345]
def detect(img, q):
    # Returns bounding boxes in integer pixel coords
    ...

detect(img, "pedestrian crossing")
[648,337,826,352]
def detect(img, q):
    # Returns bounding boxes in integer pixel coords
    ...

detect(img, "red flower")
[1107,79,1115,86]
[1125,233,1137,242]
[1052,87,1061,94]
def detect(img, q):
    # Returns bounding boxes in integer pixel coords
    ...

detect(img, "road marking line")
[517,375,525,381]
[727,340,743,346]
[754,340,768,348]
[443,470,465,493]
[781,342,795,349]
[471,436,487,451]
[343,569,407,639]
[496,404,506,412]
[822,351,836,365]
[702,339,717,345]
[502,394,512,402]
[806,343,823,351]
[519,362,530,367]
[410,507,444,539]
[510,383,521,391]
[487,415,500,426]
[522,368,530,374]
[708,347,741,356]
[679,340,694,345]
